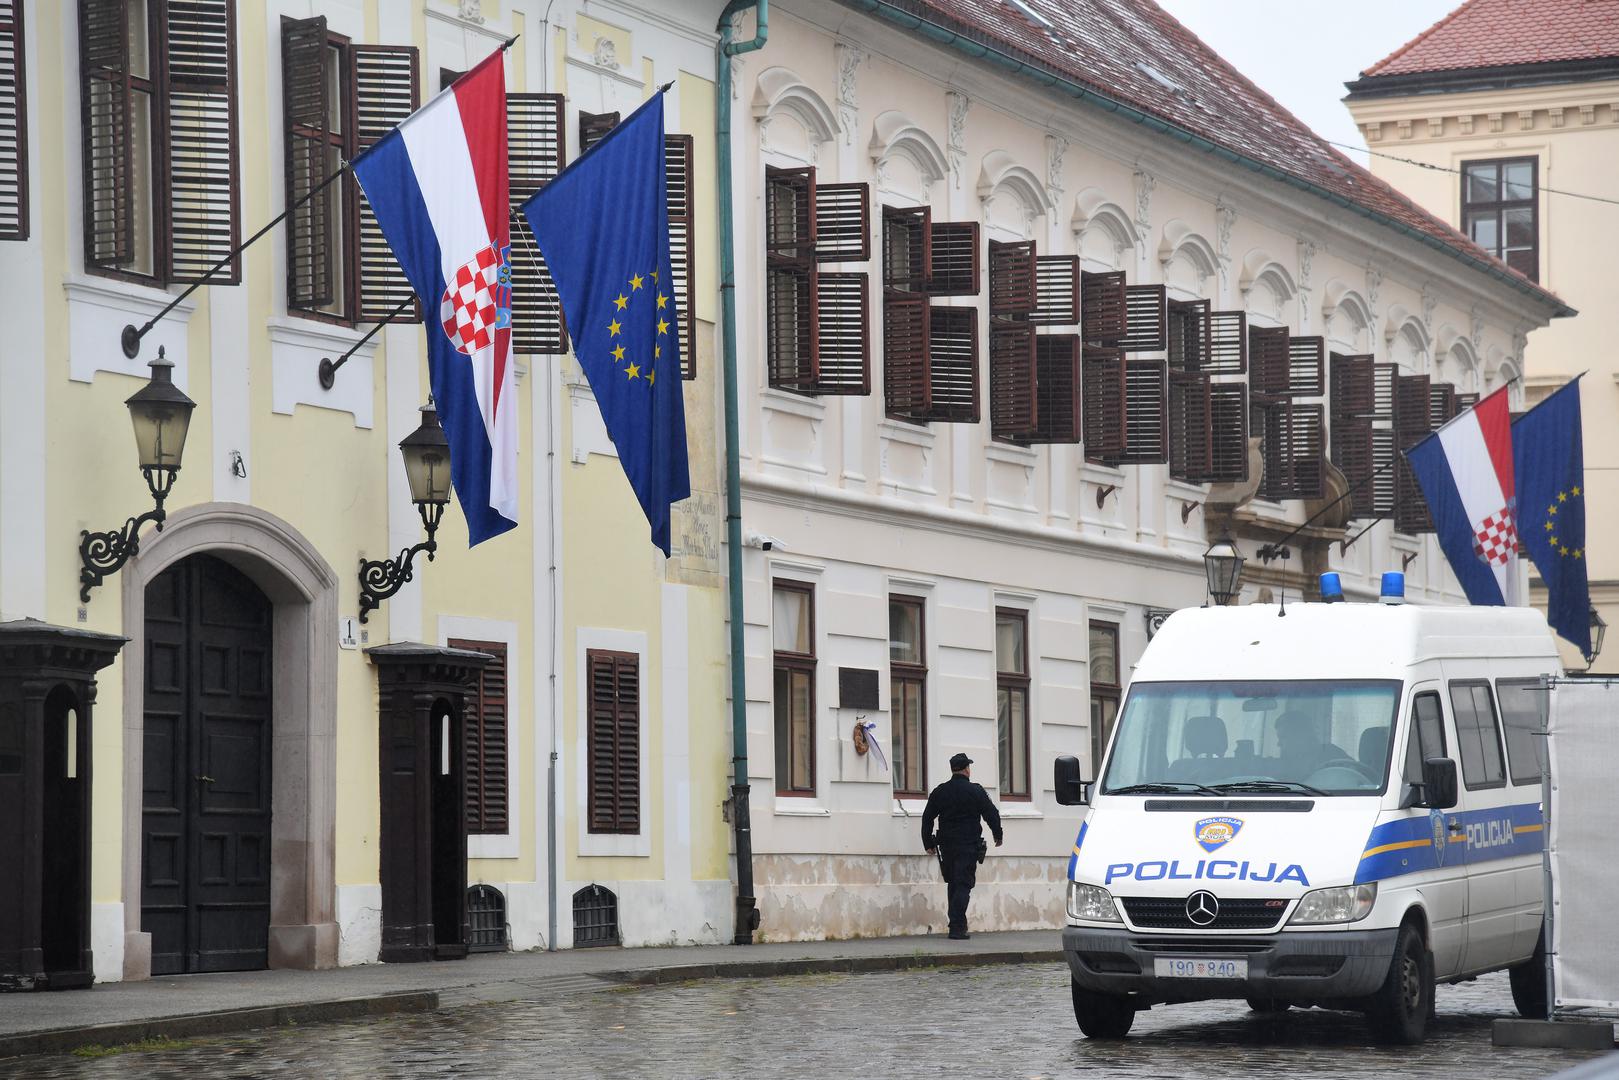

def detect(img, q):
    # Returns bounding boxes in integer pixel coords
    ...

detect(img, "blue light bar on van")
[1320,573,1345,603]
[1380,572,1406,605]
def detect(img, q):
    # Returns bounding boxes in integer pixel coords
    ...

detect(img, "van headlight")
[1288,883,1377,925]
[1067,882,1122,923]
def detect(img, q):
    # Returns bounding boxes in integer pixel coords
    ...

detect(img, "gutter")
[717,0,769,946]
[841,0,1577,321]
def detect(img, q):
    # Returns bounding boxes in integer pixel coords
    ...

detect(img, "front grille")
[1144,799,1313,812]
[1121,896,1286,931]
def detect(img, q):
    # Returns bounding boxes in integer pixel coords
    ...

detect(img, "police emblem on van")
[1194,816,1244,853]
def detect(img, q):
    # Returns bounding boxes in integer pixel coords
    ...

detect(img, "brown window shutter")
[281,16,334,310]
[350,44,420,323]
[450,638,509,835]
[1082,344,1126,464]
[158,0,238,282]
[509,92,567,354]
[1207,382,1250,484]
[579,109,619,152]
[814,181,869,263]
[1166,299,1210,372]
[1428,383,1458,428]
[1116,358,1168,464]
[925,221,977,296]
[80,0,135,269]
[1168,370,1212,482]
[767,260,816,391]
[0,0,28,241]
[1023,334,1081,444]
[1248,325,1291,398]
[1286,335,1325,397]
[1031,256,1079,326]
[1204,309,1247,375]
[1115,285,1166,353]
[1456,392,1480,410]
[664,134,695,378]
[587,650,640,835]
[1257,398,1325,500]
[987,239,1036,317]
[1394,373,1435,532]
[925,305,979,423]
[881,204,930,291]
[1080,270,1125,343]
[766,165,816,259]
[882,287,931,418]
[813,271,870,395]
[1329,352,1379,516]
[989,317,1037,438]
[1329,352,1376,417]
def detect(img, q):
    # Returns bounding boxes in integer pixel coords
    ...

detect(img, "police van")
[1054,574,1556,1044]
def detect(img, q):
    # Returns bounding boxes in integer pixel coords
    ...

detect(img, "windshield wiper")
[1209,780,1328,797]
[1108,781,1225,797]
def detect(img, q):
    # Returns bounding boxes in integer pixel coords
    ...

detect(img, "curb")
[609,948,1066,985]
[0,990,439,1061]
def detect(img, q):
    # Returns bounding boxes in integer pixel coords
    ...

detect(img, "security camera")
[744,531,788,552]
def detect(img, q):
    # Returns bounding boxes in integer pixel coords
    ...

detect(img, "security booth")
[0,620,127,991]
[366,642,490,963]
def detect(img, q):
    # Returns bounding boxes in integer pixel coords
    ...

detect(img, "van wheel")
[1367,922,1433,1044]
[1246,997,1289,1014]
[1071,978,1135,1039]
[1509,935,1549,1019]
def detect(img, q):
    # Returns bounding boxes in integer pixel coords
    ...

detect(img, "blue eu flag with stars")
[1514,377,1591,659]
[521,92,690,555]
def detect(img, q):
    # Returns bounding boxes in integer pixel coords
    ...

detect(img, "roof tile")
[1365,0,1619,78]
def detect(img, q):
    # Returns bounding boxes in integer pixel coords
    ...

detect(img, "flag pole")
[318,295,418,388]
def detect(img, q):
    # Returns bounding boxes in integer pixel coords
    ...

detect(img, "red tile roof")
[852,0,1570,314]
[1364,0,1619,77]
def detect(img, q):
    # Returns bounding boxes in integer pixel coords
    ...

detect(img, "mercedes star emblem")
[1185,890,1220,926]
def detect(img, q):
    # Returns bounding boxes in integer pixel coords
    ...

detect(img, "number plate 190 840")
[1153,957,1248,979]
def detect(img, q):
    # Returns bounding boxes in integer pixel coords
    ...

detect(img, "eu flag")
[520,93,690,555]
[1514,377,1591,658]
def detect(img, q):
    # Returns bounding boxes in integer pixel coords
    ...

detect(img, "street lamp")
[1586,604,1607,670]
[1203,535,1244,607]
[358,402,453,623]
[79,349,197,601]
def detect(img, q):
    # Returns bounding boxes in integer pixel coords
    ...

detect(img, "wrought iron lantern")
[79,349,196,601]
[359,402,453,623]
[1203,535,1244,607]
[1587,604,1607,669]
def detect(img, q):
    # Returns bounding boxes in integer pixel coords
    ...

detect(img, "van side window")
[1403,692,1446,786]
[1495,680,1548,786]
[1448,681,1506,789]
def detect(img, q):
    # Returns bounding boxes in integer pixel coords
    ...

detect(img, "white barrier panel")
[1548,680,1619,1012]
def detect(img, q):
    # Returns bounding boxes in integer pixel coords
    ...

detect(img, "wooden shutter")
[767,261,816,391]
[989,317,1037,438]
[579,109,619,152]
[1167,299,1209,372]
[450,638,509,835]
[1023,334,1081,444]
[350,44,419,322]
[587,650,640,835]
[882,204,930,290]
[814,271,869,395]
[882,288,930,417]
[926,305,979,423]
[1205,310,1247,375]
[1394,373,1435,532]
[665,134,695,378]
[1456,391,1480,410]
[1115,285,1166,353]
[1257,399,1324,499]
[988,239,1036,317]
[766,165,816,258]
[281,16,333,309]
[1082,345,1126,464]
[0,0,27,240]
[925,221,978,296]
[158,0,238,282]
[1428,383,1458,428]
[1207,383,1250,484]
[1286,335,1325,397]
[1329,352,1376,416]
[1329,352,1379,516]
[80,0,134,268]
[1116,358,1168,464]
[814,181,868,262]
[1080,270,1126,343]
[1248,325,1291,398]
[1031,256,1079,326]
[509,93,567,354]
[1169,370,1212,481]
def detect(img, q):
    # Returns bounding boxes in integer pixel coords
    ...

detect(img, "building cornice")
[1346,57,1619,102]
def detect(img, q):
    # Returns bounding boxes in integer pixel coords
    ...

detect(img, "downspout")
[717,0,768,945]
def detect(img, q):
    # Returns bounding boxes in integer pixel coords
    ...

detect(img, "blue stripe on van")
[1067,821,1088,880]
[1354,801,1543,884]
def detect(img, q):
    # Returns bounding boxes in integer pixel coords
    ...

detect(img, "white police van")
[1054,574,1557,1044]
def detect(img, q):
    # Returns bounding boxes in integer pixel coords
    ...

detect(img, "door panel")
[1398,682,1467,978]
[141,555,273,975]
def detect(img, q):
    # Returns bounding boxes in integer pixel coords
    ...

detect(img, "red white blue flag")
[1405,386,1519,606]
[352,50,517,545]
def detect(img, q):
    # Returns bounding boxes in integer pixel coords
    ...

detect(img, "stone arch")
[1436,327,1482,388]
[1157,220,1218,284]
[1386,309,1431,371]
[977,150,1049,237]
[1240,252,1297,326]
[1321,281,1373,351]
[753,66,838,160]
[868,110,948,197]
[119,503,340,978]
[1071,187,1135,268]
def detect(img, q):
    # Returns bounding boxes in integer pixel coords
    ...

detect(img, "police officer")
[922,753,1003,940]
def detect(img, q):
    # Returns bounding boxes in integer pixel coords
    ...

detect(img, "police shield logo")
[1194,816,1243,854]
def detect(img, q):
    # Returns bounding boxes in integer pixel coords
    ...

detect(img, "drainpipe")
[717,0,768,945]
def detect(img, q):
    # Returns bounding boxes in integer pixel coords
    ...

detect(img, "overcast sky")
[1153,0,1461,163]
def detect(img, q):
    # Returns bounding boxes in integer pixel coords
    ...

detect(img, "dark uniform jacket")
[921,774,1003,851]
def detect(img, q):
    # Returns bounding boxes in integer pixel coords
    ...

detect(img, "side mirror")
[1421,757,1459,810]
[1054,754,1089,806]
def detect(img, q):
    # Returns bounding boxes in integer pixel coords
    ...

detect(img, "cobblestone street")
[10,965,1608,1079]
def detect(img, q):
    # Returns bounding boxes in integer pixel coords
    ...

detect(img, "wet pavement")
[10,965,1610,1079]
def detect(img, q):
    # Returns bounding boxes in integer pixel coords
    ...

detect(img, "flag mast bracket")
[319,296,417,389]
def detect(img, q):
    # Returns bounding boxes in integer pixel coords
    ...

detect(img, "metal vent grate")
[467,884,508,953]
[1121,896,1286,931]
[573,884,620,948]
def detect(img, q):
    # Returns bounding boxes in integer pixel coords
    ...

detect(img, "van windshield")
[1100,680,1402,796]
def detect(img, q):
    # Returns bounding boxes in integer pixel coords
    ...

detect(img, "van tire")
[1246,997,1289,1014]
[1509,936,1549,1019]
[1071,978,1135,1039]
[1367,921,1433,1045]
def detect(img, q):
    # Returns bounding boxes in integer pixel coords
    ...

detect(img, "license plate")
[1153,956,1248,979]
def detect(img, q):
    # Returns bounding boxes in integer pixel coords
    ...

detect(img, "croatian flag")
[1405,386,1519,606]
[352,50,516,545]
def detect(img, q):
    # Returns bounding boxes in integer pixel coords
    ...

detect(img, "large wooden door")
[142,554,273,974]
